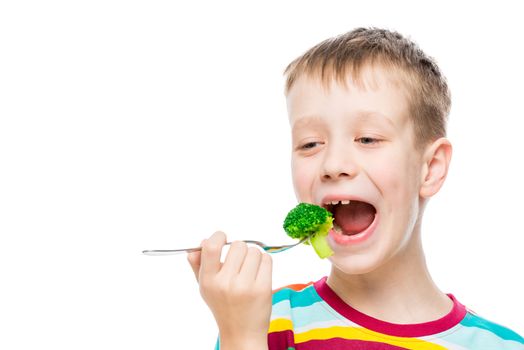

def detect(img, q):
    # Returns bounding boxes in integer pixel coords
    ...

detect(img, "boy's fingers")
[238,247,263,281]
[187,249,202,282]
[256,253,273,287]
[221,241,248,275]
[199,231,227,276]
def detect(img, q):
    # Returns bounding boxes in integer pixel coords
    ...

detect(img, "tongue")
[333,201,376,235]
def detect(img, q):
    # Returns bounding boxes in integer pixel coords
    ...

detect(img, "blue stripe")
[460,312,524,343]
[272,284,322,307]
[443,321,523,349]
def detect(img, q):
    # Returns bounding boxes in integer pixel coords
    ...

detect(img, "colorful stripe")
[215,278,523,349]
[294,326,447,349]
[273,282,314,293]
[269,318,294,333]
[296,338,410,349]
[460,312,524,343]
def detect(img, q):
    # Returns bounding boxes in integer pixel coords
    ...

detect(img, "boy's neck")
[326,226,453,325]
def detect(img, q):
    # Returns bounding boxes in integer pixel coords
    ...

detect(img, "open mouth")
[323,200,377,236]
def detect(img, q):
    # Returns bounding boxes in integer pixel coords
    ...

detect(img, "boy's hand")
[187,231,272,350]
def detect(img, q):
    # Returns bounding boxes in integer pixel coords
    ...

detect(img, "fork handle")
[142,241,254,256]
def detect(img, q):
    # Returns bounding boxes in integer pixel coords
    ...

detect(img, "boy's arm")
[187,231,272,350]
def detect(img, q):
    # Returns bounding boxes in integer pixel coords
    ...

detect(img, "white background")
[1,0,523,348]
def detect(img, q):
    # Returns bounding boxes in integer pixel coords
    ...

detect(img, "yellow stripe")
[269,318,293,333]
[295,326,447,350]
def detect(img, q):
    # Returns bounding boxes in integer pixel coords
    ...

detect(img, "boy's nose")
[322,170,351,181]
[321,146,358,181]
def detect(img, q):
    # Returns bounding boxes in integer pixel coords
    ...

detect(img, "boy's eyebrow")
[291,112,397,131]
[291,115,325,132]
[354,111,397,128]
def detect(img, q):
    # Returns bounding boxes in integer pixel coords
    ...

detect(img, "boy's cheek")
[366,158,410,198]
[292,176,309,201]
[376,162,419,207]
[291,166,313,201]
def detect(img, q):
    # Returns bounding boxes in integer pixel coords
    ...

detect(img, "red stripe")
[297,338,408,349]
[268,329,295,349]
[273,281,314,293]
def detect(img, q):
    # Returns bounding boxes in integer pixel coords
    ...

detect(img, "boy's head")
[284,28,452,274]
[284,27,451,149]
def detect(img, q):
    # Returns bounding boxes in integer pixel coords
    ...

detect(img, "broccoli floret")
[283,203,334,259]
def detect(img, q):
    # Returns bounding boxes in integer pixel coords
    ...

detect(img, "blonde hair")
[284,28,451,147]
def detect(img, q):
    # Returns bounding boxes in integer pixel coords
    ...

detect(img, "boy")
[187,28,524,349]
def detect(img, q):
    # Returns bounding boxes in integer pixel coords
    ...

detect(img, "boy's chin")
[330,252,388,276]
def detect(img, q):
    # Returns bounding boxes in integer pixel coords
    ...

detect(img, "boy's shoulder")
[460,310,524,346]
[273,280,317,297]
[272,279,322,308]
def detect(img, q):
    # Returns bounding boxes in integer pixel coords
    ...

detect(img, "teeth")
[324,200,351,206]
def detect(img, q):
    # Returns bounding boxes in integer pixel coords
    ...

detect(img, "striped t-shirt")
[257,277,523,349]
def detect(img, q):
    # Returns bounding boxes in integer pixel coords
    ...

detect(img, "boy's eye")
[298,141,322,150]
[356,137,380,145]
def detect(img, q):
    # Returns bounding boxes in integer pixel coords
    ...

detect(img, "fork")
[142,236,309,256]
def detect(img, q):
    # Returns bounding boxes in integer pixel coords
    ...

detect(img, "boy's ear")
[419,137,452,198]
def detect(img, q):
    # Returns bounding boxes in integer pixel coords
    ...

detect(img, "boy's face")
[287,66,427,274]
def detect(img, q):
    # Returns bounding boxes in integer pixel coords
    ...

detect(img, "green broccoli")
[283,203,334,259]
